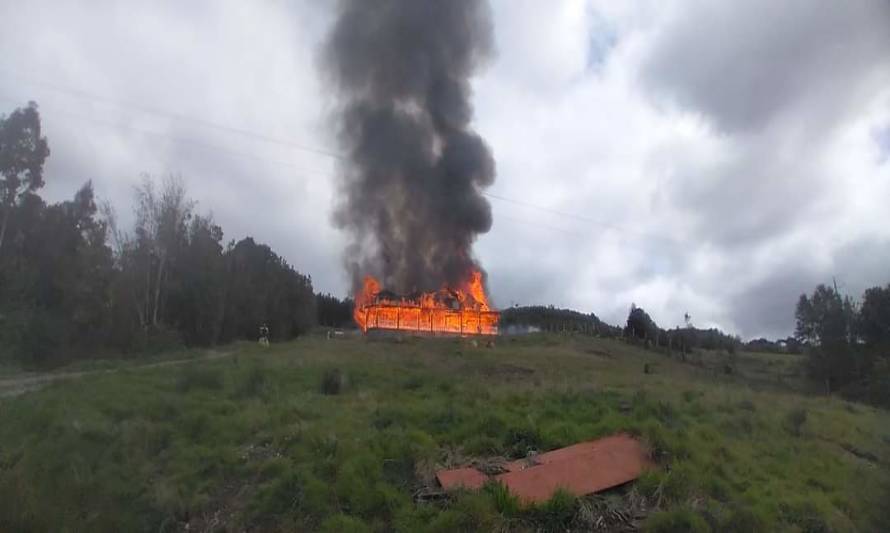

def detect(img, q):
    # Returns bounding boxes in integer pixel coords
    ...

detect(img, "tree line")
[0,102,352,368]
[499,305,621,336]
[795,282,890,406]
[619,285,890,407]
[623,304,742,355]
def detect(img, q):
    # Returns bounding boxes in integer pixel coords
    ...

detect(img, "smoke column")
[323,0,496,295]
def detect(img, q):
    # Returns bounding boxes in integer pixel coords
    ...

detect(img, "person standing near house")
[259,323,270,347]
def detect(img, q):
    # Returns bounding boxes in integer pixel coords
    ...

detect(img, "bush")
[321,368,346,395]
[526,489,577,532]
[236,362,269,398]
[661,462,696,503]
[504,424,543,457]
[449,491,501,531]
[246,470,303,522]
[784,407,808,437]
[483,481,520,517]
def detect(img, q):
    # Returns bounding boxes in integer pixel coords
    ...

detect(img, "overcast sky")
[1,0,889,339]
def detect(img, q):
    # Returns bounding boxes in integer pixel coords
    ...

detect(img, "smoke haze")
[323,0,496,295]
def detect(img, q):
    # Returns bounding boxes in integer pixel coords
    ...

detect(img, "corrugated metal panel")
[435,434,654,503]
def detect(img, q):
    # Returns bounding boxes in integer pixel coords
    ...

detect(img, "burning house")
[355,271,499,336]
[324,0,499,336]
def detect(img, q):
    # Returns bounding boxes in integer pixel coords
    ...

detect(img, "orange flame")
[354,270,498,335]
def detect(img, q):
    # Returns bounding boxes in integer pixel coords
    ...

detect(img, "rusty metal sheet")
[435,466,489,491]
[435,434,653,503]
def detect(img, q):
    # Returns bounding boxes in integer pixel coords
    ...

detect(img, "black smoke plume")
[323,0,496,295]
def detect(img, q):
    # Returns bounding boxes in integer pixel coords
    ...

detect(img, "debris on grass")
[435,434,655,503]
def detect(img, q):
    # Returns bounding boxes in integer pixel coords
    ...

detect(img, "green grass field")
[1,333,888,532]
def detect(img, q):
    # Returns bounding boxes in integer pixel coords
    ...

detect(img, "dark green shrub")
[784,407,808,436]
[236,362,269,398]
[504,424,543,457]
[321,368,346,395]
[483,481,520,517]
[526,489,577,532]
[450,491,500,531]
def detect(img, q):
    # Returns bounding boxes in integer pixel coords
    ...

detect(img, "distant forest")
[0,102,352,367]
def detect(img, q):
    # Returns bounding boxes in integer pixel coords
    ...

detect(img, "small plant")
[236,362,269,398]
[321,368,346,395]
[483,481,520,517]
[785,407,808,436]
[528,489,577,532]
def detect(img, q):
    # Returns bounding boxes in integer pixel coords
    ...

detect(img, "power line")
[484,192,683,246]
[28,102,336,178]
[1,83,683,248]
[483,191,624,231]
[494,214,589,238]
[0,67,346,161]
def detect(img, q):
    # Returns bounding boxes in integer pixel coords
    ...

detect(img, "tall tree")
[108,175,194,329]
[625,303,658,342]
[166,215,226,345]
[859,284,890,351]
[220,238,315,342]
[0,182,113,365]
[795,284,860,391]
[0,102,50,255]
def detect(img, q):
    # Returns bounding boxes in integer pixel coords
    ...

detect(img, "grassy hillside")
[1,333,888,532]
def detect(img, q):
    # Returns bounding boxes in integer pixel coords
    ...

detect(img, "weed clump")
[236,362,270,398]
[321,369,346,395]
[784,407,808,436]
[526,489,577,532]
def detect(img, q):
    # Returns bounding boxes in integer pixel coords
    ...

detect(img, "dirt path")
[0,350,233,399]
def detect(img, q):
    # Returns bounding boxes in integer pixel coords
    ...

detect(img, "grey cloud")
[643,0,890,134]
[728,261,823,339]
[728,236,890,338]
[657,135,826,246]
[876,125,890,162]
